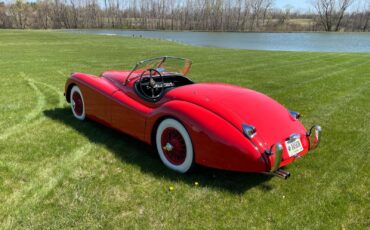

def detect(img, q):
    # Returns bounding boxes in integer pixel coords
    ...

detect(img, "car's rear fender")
[146,100,268,173]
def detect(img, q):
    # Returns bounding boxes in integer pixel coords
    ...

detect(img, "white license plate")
[285,138,303,157]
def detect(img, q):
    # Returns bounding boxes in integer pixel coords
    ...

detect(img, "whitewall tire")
[70,85,86,120]
[156,118,194,173]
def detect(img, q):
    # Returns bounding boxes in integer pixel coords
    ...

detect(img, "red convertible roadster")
[65,56,321,179]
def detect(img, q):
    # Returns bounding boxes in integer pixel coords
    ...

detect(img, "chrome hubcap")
[163,142,174,152]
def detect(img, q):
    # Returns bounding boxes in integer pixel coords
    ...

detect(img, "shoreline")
[60,28,370,34]
[60,29,370,53]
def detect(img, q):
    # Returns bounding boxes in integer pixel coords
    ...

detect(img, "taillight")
[242,124,256,139]
[289,110,301,120]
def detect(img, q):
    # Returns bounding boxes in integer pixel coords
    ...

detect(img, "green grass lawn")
[0,30,369,229]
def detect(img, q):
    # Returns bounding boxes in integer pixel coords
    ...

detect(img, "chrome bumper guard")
[270,143,283,173]
[264,142,284,173]
[307,125,322,150]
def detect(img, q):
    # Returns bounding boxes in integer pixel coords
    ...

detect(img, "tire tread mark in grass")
[34,80,65,107]
[0,144,93,229]
[0,73,46,141]
[0,73,65,141]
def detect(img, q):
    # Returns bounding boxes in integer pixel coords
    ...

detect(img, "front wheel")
[156,118,194,173]
[70,85,86,120]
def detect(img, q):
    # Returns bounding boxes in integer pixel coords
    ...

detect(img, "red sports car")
[65,56,321,179]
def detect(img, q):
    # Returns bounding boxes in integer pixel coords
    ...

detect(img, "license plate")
[285,138,303,157]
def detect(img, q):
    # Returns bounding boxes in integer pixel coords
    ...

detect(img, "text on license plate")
[285,139,303,157]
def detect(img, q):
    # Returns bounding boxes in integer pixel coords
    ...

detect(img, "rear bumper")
[269,125,322,172]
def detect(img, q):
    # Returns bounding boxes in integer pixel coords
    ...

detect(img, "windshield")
[126,56,192,84]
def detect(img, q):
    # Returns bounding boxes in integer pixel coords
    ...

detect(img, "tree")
[0,0,368,31]
[0,2,6,27]
[361,0,370,31]
[250,0,273,31]
[9,0,26,28]
[312,0,354,31]
[35,0,51,29]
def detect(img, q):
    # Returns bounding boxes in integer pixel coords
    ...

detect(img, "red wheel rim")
[161,128,186,165]
[72,91,83,116]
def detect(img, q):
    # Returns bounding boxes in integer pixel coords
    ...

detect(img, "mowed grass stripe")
[235,53,354,86]
[198,52,356,88]
[194,51,326,71]
[260,85,370,228]
[265,58,370,109]
[235,52,344,73]
[266,53,368,82]
[298,57,370,84]
[198,52,333,78]
[242,52,347,73]
[285,84,370,228]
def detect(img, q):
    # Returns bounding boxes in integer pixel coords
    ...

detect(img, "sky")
[275,0,366,12]
[274,0,311,11]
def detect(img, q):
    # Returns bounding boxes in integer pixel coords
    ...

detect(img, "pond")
[65,29,370,52]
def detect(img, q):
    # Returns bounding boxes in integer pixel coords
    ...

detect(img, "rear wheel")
[70,85,85,120]
[156,118,194,173]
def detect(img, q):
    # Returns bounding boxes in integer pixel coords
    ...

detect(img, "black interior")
[135,74,194,102]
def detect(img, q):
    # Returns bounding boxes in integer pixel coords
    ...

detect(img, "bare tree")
[240,0,251,31]
[312,0,354,31]
[361,0,370,31]
[250,0,273,31]
[35,0,51,29]
[0,1,6,27]
[1,0,369,32]
[276,5,292,28]
[8,0,26,28]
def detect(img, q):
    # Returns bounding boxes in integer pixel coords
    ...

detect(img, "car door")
[110,90,152,141]
[78,77,116,126]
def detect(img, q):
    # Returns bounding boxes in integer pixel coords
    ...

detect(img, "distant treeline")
[0,0,369,32]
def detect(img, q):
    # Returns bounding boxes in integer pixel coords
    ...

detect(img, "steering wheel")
[138,68,164,100]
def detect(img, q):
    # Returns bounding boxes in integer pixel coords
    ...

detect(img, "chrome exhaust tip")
[272,169,291,179]
[263,168,291,179]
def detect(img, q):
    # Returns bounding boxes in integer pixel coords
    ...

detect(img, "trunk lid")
[165,83,306,150]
